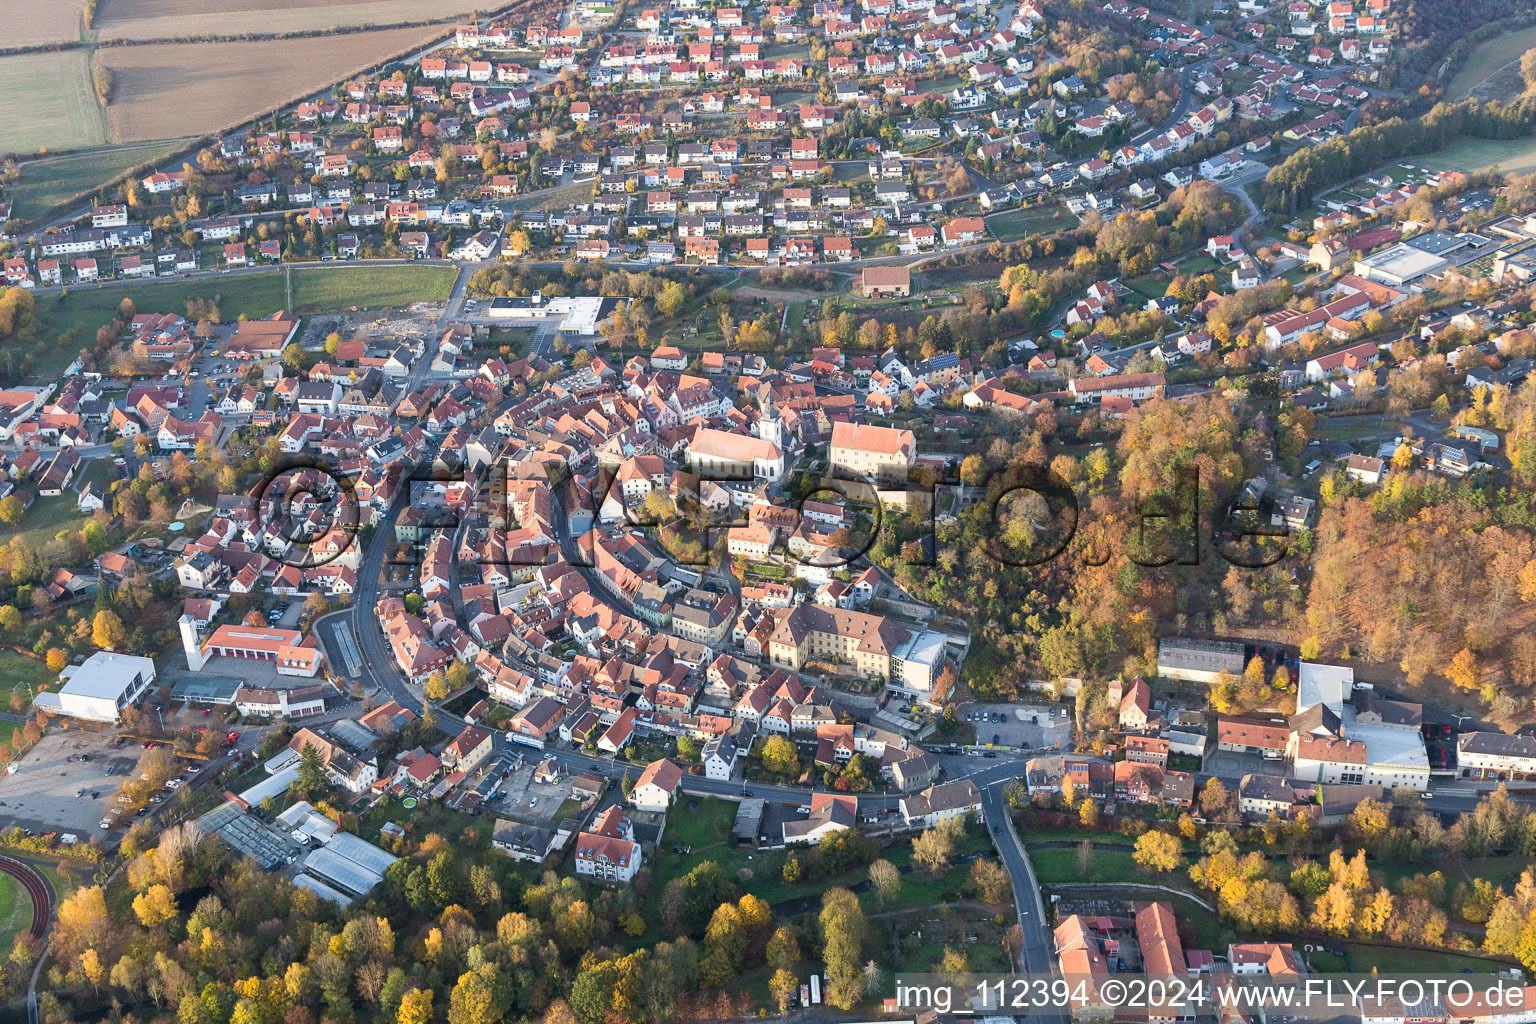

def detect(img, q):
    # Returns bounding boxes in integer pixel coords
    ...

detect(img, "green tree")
[760,734,800,777]
[657,282,690,318]
[296,742,327,796]
[82,521,109,557]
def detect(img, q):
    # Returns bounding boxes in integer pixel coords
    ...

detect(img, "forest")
[10,782,1009,1024]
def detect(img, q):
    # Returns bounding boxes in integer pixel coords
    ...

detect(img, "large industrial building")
[1354,243,1450,289]
[32,651,156,722]
[1156,637,1246,684]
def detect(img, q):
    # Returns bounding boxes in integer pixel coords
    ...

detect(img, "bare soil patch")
[1467,59,1529,103]
[96,28,441,142]
[95,0,482,40]
[5,0,87,47]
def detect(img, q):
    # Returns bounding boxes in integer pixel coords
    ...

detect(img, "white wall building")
[33,652,157,722]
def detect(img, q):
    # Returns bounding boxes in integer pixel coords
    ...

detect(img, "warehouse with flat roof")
[1354,243,1449,289]
[1157,637,1245,684]
[32,651,156,722]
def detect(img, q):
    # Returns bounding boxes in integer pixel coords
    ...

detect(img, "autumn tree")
[912,822,956,873]
[969,857,1012,904]
[868,859,902,908]
[1133,831,1185,874]
[771,968,798,1012]
[92,610,127,649]
[820,888,865,1010]
[1447,648,1480,691]
[132,884,177,927]
[397,987,434,1024]
[760,734,800,777]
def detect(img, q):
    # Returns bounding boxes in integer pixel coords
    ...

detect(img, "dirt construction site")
[301,304,447,346]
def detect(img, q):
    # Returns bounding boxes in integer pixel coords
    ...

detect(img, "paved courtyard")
[962,702,1072,752]
[484,757,577,828]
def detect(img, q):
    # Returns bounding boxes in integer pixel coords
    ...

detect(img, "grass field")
[1448,25,1536,100]
[985,204,1079,240]
[0,650,57,749]
[96,29,441,143]
[1315,417,1388,441]
[0,874,25,957]
[635,796,998,948]
[1030,846,1143,884]
[0,51,107,155]
[0,494,93,556]
[1422,135,1536,176]
[9,141,192,224]
[96,0,480,40]
[35,264,457,343]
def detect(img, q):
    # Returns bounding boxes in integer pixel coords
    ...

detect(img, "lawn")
[985,204,1079,241]
[1176,253,1220,274]
[785,301,807,333]
[8,140,192,224]
[35,264,459,342]
[1123,274,1173,301]
[0,496,93,575]
[287,264,459,313]
[1309,943,1507,974]
[1448,24,1536,99]
[1315,417,1389,441]
[1030,846,1143,884]
[1423,135,1536,176]
[0,872,24,956]
[0,51,107,154]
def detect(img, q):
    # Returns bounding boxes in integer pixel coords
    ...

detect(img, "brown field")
[5,0,87,46]
[95,28,441,143]
[95,0,485,41]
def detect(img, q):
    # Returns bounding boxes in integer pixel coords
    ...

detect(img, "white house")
[630,757,683,812]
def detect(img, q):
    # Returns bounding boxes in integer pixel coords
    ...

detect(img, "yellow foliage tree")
[1447,648,1479,691]
[132,884,177,928]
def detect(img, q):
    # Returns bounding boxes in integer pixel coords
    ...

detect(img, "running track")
[0,855,50,942]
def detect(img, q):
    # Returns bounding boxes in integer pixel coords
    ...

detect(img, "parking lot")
[485,756,575,828]
[0,731,140,835]
[961,702,1072,752]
